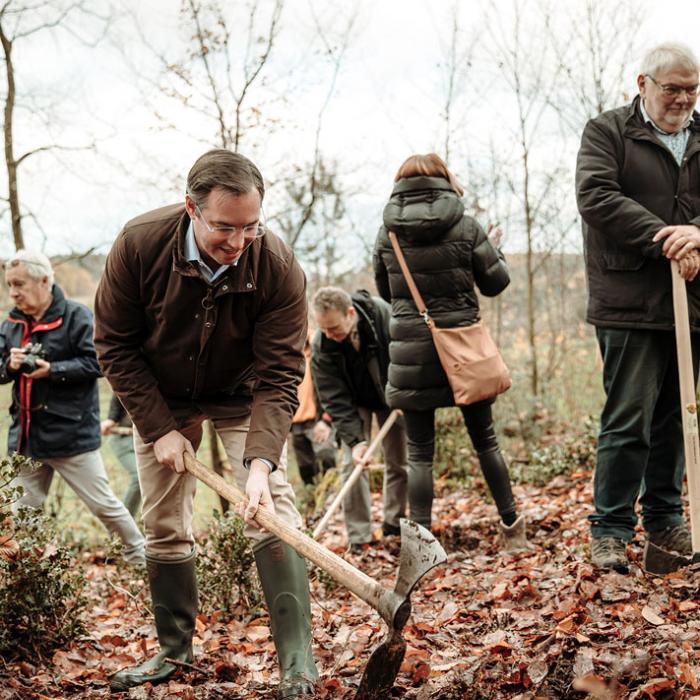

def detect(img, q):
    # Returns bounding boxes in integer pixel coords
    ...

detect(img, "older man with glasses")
[576,42,700,573]
[94,149,318,697]
[1,249,145,565]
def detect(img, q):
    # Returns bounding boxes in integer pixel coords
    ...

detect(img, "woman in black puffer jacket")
[373,153,525,551]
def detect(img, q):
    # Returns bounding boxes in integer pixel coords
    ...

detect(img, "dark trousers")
[402,400,516,528]
[291,420,336,485]
[591,328,700,540]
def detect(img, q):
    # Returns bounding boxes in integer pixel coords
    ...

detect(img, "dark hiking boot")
[255,539,319,699]
[591,536,629,573]
[110,550,197,691]
[382,522,401,537]
[648,523,693,556]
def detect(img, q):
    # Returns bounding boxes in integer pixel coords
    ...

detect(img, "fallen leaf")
[245,626,270,643]
[641,606,665,626]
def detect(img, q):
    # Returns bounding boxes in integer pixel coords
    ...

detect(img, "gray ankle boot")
[254,538,319,699]
[500,515,529,553]
[110,549,197,691]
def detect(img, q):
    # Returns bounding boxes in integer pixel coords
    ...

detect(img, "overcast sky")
[3,0,700,262]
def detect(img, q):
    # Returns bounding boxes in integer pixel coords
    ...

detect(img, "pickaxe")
[643,259,700,573]
[313,408,401,539]
[183,453,447,698]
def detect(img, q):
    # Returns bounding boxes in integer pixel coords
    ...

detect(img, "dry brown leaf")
[245,625,270,643]
[641,606,665,626]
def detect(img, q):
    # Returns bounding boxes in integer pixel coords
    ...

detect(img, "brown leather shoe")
[648,524,692,556]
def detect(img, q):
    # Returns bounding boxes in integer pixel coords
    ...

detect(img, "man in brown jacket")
[576,42,700,573]
[94,150,318,698]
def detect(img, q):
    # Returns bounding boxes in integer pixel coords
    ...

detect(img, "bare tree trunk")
[521,132,538,395]
[0,22,23,250]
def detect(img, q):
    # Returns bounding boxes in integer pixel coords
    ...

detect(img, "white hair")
[641,42,700,77]
[6,249,54,286]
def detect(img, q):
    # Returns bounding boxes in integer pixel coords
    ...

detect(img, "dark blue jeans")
[591,328,700,540]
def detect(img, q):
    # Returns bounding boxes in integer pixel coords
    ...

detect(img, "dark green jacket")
[373,176,509,410]
[310,291,391,447]
[576,96,700,330]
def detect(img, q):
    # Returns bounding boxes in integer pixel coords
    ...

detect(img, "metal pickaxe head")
[643,541,700,574]
[354,519,447,700]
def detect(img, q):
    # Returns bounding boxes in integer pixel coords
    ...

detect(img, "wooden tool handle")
[183,453,388,612]
[312,409,401,539]
[671,260,700,552]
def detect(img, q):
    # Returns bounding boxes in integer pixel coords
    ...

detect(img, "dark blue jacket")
[0,285,101,458]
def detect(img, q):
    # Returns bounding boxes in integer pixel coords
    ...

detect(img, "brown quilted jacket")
[94,203,307,466]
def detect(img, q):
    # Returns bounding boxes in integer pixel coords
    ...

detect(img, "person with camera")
[93,150,318,697]
[1,249,145,565]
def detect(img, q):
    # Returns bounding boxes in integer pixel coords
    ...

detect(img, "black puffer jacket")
[373,176,509,410]
[0,285,102,458]
[310,291,391,447]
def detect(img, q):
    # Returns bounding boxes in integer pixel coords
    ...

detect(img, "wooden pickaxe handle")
[109,426,133,436]
[183,452,402,623]
[312,409,401,539]
[671,260,700,553]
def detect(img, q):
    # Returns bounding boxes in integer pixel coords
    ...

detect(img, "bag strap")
[388,231,431,322]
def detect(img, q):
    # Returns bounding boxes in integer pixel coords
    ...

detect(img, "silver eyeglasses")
[194,202,266,239]
[645,74,699,98]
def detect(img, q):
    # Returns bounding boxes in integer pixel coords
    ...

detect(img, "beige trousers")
[134,415,302,557]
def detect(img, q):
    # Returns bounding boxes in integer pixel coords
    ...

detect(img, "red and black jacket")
[0,285,102,459]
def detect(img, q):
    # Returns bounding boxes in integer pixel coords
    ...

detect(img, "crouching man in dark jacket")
[94,150,318,698]
[311,287,408,551]
[1,249,144,564]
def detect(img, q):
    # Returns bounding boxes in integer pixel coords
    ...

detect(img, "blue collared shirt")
[184,220,275,473]
[640,99,691,165]
[184,220,231,283]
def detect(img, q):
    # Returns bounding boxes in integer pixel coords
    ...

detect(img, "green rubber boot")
[254,538,319,699]
[110,549,198,691]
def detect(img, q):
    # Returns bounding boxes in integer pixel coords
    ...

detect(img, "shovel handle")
[183,453,392,615]
[312,409,401,539]
[671,260,700,553]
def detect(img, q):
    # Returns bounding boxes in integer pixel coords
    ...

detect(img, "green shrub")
[197,510,263,614]
[514,415,598,486]
[0,454,87,661]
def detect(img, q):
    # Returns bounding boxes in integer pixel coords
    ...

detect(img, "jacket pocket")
[602,252,644,271]
[596,252,646,311]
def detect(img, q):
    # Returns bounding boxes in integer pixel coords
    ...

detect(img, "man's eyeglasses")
[194,203,266,239]
[645,74,699,98]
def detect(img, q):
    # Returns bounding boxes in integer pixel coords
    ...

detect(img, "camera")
[19,343,47,374]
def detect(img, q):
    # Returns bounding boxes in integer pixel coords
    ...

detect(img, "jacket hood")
[382,176,465,244]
